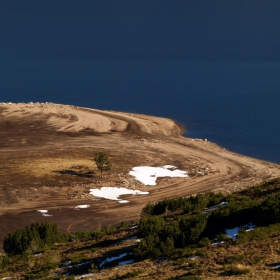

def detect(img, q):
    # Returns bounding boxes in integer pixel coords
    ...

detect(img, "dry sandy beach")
[0,102,280,252]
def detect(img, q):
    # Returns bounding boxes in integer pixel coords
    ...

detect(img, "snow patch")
[77,260,93,267]
[130,225,139,229]
[62,261,72,267]
[129,165,188,185]
[212,241,226,246]
[99,253,128,268]
[37,210,52,216]
[119,259,134,266]
[74,205,90,210]
[203,201,228,213]
[89,187,149,203]
[225,223,255,239]
[74,273,95,279]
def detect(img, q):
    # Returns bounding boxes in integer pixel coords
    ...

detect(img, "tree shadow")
[52,169,95,178]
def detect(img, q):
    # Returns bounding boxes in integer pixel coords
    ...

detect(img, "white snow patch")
[128,235,137,241]
[130,225,139,229]
[225,227,239,239]
[89,187,149,203]
[209,201,228,210]
[225,223,255,239]
[212,241,226,246]
[62,261,72,267]
[37,210,52,217]
[220,202,228,206]
[75,273,95,279]
[202,201,228,214]
[37,210,48,213]
[77,260,93,267]
[99,253,128,268]
[129,165,188,185]
[118,200,129,203]
[74,205,90,210]
[162,165,177,169]
[122,235,140,243]
[119,259,134,266]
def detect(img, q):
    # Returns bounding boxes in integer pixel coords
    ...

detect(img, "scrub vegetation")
[1,178,280,279]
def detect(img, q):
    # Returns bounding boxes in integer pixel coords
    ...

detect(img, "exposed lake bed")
[0,102,280,252]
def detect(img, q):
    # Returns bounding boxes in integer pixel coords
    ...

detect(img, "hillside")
[1,179,280,279]
[1,102,280,279]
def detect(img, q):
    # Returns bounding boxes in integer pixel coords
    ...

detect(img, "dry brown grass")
[19,157,96,178]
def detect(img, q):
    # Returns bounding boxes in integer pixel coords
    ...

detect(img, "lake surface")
[1,0,280,163]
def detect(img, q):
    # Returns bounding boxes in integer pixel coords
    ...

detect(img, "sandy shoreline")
[0,102,280,251]
[0,102,184,136]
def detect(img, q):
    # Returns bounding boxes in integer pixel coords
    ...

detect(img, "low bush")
[195,249,207,258]
[3,221,60,255]
[0,255,9,271]
[236,223,280,243]
[198,237,211,247]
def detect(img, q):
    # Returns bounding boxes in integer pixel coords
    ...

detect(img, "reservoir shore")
[1,102,280,251]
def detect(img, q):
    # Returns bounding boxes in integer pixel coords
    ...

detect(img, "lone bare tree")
[94,152,112,178]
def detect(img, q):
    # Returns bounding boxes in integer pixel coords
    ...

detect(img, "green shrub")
[103,224,116,235]
[91,229,105,239]
[237,223,280,243]
[139,216,165,237]
[188,261,198,268]
[257,193,280,225]
[4,222,60,255]
[179,215,207,246]
[0,272,11,279]
[134,234,161,259]
[117,221,127,231]
[215,233,231,242]
[0,255,9,271]
[195,249,206,258]
[198,237,211,247]
[141,202,155,217]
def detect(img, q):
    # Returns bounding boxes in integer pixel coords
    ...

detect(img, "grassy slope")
[1,179,280,280]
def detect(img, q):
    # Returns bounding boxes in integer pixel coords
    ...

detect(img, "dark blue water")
[1,1,280,163]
